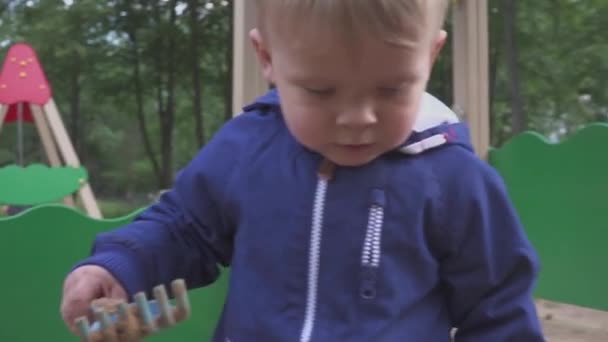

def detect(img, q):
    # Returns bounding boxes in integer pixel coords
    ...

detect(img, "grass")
[96,198,146,218]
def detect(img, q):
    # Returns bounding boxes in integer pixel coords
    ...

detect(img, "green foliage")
[95,198,146,218]
[486,1,608,145]
[1,0,232,198]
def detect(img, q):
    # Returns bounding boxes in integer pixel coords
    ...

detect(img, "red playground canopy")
[0,43,53,123]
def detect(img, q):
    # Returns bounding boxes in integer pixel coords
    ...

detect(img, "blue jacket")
[77,89,545,341]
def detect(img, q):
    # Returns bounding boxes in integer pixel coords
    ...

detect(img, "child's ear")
[430,30,448,65]
[249,28,274,83]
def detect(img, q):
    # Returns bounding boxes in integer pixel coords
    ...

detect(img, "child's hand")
[60,265,128,335]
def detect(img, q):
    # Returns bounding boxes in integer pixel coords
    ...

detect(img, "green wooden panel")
[489,123,608,311]
[0,204,228,341]
[0,164,88,205]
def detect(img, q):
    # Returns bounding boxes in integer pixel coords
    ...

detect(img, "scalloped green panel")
[0,164,87,205]
[489,123,608,311]
[0,205,228,341]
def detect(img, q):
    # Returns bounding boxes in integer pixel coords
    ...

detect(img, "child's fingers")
[109,283,128,302]
[62,281,98,334]
[63,296,93,335]
[61,265,127,336]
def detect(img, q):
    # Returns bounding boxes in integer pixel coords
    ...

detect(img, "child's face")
[251,26,446,166]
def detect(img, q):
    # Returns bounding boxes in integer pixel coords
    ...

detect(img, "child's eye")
[378,87,403,96]
[304,87,335,96]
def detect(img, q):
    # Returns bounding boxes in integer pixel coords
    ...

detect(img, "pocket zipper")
[360,189,386,299]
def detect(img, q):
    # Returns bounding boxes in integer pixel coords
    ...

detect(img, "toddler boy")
[61,1,545,340]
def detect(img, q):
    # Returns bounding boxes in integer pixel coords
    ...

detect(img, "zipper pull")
[360,266,377,299]
[370,188,386,207]
[317,158,335,180]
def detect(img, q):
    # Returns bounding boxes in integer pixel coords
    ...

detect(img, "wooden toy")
[75,279,191,342]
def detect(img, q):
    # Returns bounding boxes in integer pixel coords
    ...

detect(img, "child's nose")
[336,105,377,127]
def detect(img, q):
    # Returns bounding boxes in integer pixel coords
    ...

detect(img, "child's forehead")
[271,31,429,82]
[272,30,423,60]
[265,20,427,58]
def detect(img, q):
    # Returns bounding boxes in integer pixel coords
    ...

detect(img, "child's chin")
[324,152,379,167]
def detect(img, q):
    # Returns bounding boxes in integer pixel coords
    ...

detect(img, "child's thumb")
[60,266,116,335]
[109,282,128,301]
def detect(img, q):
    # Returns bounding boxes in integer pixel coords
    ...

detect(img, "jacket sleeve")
[434,157,546,341]
[72,120,245,297]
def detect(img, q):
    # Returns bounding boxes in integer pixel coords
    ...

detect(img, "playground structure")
[0,43,102,218]
[0,204,229,341]
[490,124,608,339]
[0,1,606,340]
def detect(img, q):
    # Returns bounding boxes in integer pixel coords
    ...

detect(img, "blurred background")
[0,0,606,216]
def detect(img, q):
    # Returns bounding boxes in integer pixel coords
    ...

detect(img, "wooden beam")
[451,0,490,159]
[31,105,61,167]
[0,104,7,135]
[31,104,75,207]
[43,99,102,219]
[232,0,268,116]
[44,100,80,166]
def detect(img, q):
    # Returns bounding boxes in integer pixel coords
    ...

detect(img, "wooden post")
[232,0,268,116]
[31,105,61,167]
[31,104,75,207]
[451,0,490,159]
[0,104,7,134]
[43,99,102,218]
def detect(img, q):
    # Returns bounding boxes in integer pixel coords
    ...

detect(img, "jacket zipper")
[360,189,386,299]
[299,160,334,342]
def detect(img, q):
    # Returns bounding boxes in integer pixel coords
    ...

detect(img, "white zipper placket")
[360,189,386,299]
[299,160,334,342]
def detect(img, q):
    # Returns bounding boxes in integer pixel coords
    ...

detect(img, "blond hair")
[255,0,449,48]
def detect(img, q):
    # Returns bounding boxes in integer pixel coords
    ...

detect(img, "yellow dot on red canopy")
[0,84,6,89]
[28,58,33,62]
[10,57,16,62]
[40,84,46,89]
[19,71,27,78]
[20,60,27,66]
